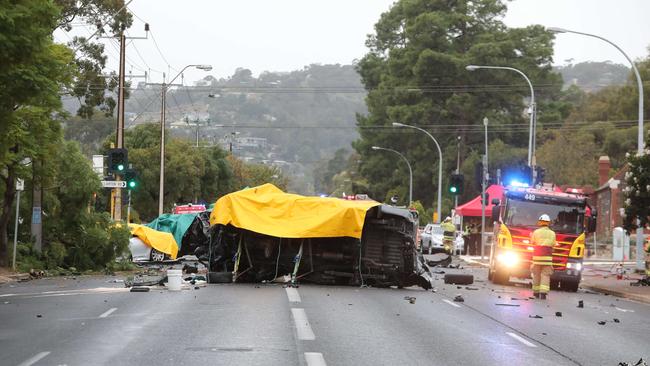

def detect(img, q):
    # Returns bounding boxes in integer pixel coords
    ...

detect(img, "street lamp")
[392,122,443,223]
[158,64,212,215]
[466,65,536,169]
[481,117,489,260]
[549,26,646,272]
[371,146,413,206]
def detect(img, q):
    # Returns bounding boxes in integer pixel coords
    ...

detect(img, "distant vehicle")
[172,203,206,214]
[420,223,464,255]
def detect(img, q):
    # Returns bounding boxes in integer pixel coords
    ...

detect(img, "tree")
[102,123,235,221]
[354,0,561,214]
[623,150,650,232]
[0,0,76,265]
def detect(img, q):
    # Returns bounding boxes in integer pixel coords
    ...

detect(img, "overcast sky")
[58,0,650,83]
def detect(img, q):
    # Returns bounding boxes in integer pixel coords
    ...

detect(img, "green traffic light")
[450,186,457,193]
[117,164,125,171]
[128,181,136,188]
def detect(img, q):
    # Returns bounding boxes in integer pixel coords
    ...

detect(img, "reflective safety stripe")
[532,285,540,291]
[532,256,553,261]
[539,285,550,293]
[532,255,553,265]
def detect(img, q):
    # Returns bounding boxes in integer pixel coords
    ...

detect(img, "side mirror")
[491,198,500,205]
[491,205,500,223]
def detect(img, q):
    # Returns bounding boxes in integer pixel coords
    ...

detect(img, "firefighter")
[530,214,555,300]
[441,217,456,254]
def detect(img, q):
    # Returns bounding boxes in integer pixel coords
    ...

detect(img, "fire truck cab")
[488,184,596,292]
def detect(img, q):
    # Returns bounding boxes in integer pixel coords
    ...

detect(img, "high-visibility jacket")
[441,221,456,241]
[531,226,555,266]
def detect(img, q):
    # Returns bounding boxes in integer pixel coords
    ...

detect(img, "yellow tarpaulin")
[129,224,179,259]
[209,184,380,239]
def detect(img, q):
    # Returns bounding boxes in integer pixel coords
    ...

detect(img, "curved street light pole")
[466,65,536,168]
[159,64,212,215]
[392,122,443,223]
[549,27,646,271]
[371,146,413,206]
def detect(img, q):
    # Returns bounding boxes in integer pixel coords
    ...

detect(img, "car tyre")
[560,278,580,292]
[150,248,166,262]
[491,267,509,285]
[443,273,474,285]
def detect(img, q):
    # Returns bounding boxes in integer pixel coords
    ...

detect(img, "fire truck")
[488,184,596,292]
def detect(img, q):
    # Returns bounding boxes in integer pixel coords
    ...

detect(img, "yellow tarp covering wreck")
[209,184,381,239]
[128,224,179,259]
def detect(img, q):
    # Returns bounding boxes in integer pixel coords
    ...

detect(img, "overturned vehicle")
[192,184,432,289]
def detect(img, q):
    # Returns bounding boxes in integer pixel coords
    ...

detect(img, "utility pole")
[30,160,42,253]
[455,135,461,208]
[103,22,148,221]
[113,31,126,222]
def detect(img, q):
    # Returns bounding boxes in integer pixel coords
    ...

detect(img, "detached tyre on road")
[443,273,474,285]
[559,278,580,292]
[490,267,510,285]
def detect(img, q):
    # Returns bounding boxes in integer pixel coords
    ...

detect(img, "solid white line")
[506,332,537,347]
[17,351,50,366]
[99,307,117,318]
[442,299,461,308]
[304,352,327,366]
[291,308,315,340]
[285,287,301,303]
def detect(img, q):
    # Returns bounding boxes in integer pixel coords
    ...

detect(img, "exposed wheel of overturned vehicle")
[208,271,233,284]
[150,248,166,262]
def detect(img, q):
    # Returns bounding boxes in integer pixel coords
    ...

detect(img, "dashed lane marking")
[17,351,50,366]
[304,352,327,366]
[291,308,315,341]
[442,299,461,308]
[99,307,118,318]
[285,287,301,303]
[506,332,537,347]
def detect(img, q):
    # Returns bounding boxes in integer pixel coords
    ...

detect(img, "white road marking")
[442,299,461,308]
[17,351,51,366]
[285,287,301,303]
[0,287,129,298]
[615,307,635,313]
[304,352,327,366]
[291,308,315,340]
[506,332,537,347]
[99,307,117,318]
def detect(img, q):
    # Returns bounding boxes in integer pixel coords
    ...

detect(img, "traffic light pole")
[127,189,132,224]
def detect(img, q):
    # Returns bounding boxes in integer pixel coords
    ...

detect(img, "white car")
[420,224,465,255]
[128,237,166,262]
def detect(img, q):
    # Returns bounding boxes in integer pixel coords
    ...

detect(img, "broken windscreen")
[504,198,585,235]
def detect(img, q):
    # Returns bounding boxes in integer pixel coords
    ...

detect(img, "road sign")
[15,179,24,191]
[101,180,126,188]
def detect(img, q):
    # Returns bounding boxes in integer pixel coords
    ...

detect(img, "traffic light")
[449,173,464,195]
[124,169,138,190]
[108,148,128,174]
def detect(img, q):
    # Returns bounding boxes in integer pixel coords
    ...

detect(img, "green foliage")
[411,200,431,225]
[100,123,235,220]
[353,0,562,215]
[623,149,650,231]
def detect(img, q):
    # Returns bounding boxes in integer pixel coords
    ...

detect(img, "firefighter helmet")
[538,214,551,226]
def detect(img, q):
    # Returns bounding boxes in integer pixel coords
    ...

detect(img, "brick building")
[593,156,629,239]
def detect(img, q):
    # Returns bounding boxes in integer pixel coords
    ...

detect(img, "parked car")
[419,224,464,255]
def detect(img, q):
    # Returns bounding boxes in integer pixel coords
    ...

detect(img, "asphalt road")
[0,265,648,366]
